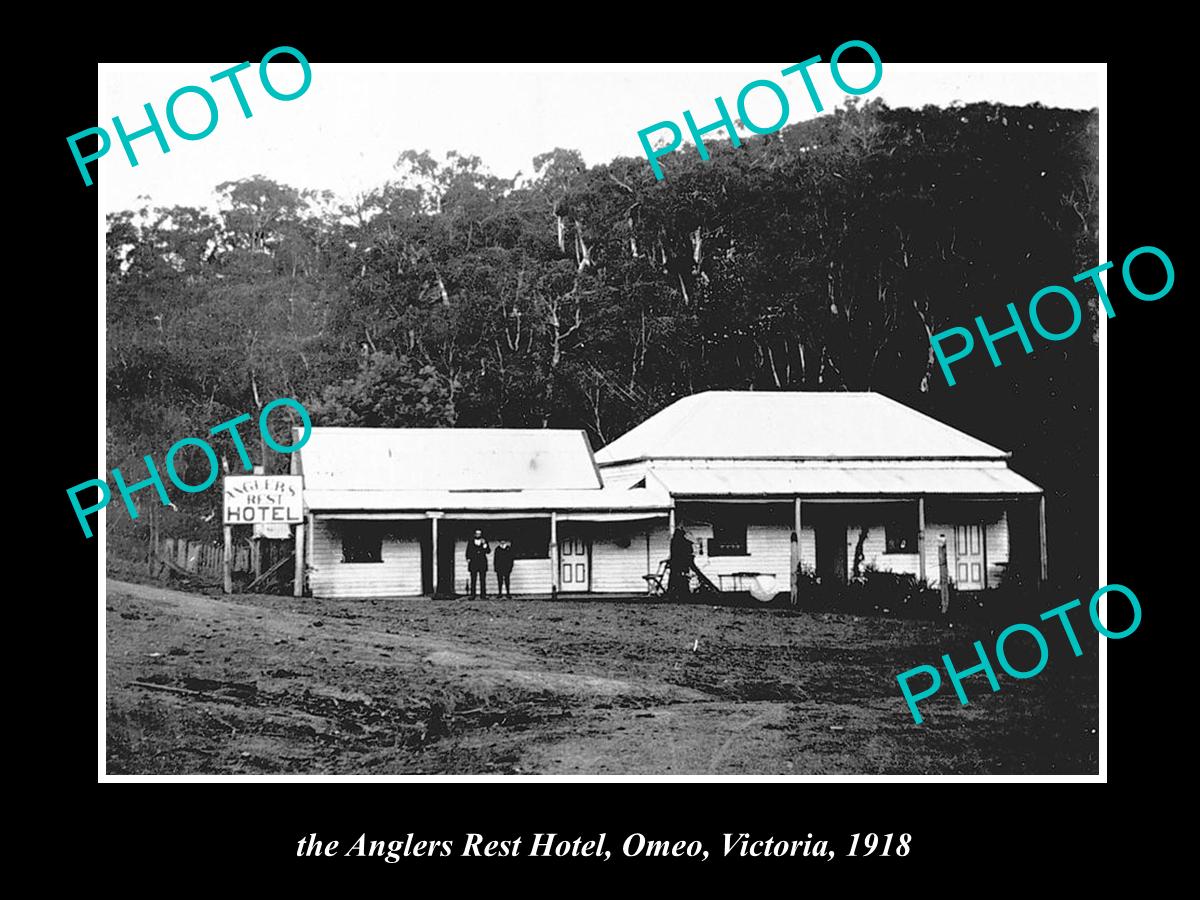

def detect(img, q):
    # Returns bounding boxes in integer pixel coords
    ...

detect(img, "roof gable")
[298,428,603,491]
[594,391,1007,464]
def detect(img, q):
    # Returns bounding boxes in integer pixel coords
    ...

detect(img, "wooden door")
[559,534,590,591]
[816,521,848,584]
[954,524,984,589]
[436,527,456,597]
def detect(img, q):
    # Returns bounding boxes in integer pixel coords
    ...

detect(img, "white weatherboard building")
[293,392,1045,599]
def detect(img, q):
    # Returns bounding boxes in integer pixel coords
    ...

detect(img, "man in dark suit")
[493,539,514,600]
[465,529,491,599]
[667,526,694,601]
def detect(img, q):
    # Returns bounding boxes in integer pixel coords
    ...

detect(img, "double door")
[954,524,985,589]
[559,534,590,590]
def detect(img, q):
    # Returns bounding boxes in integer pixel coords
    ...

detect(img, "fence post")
[294,522,305,597]
[147,506,156,575]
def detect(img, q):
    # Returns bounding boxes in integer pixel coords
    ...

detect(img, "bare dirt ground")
[105,579,1099,775]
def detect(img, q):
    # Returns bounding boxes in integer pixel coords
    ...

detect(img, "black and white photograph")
[95,59,1102,778]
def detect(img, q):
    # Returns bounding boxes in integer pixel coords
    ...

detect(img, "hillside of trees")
[106,98,1099,579]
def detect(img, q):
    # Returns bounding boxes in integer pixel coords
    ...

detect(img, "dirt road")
[105,579,1098,775]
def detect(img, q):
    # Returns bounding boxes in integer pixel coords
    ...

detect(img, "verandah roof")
[303,486,672,513]
[647,466,1041,497]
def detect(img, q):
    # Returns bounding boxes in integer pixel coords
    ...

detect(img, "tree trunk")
[913,298,937,393]
[250,369,265,471]
[767,344,783,388]
[852,527,869,579]
[575,221,591,270]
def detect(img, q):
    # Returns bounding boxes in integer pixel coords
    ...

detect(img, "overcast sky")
[96,62,1102,214]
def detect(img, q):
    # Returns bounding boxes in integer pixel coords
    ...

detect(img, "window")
[709,513,748,556]
[511,520,549,560]
[885,519,917,554]
[342,524,383,563]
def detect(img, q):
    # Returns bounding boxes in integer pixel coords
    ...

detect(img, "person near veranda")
[667,526,694,600]
[466,528,491,599]
[790,530,800,607]
[493,539,514,600]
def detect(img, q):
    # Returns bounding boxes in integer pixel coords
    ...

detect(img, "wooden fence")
[156,538,243,580]
[148,536,292,586]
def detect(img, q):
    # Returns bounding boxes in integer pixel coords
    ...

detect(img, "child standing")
[493,539,515,600]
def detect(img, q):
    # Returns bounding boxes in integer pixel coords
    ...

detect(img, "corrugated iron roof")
[297,427,603,492]
[595,391,1008,464]
[597,469,648,490]
[649,465,1040,496]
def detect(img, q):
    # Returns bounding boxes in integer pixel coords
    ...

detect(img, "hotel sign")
[223,475,303,526]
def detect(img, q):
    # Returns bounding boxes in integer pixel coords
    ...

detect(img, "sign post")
[223,475,305,594]
[223,525,233,594]
[294,519,306,597]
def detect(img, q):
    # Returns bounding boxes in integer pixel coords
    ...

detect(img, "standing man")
[667,526,694,601]
[789,531,800,607]
[938,533,951,614]
[466,528,491,599]
[493,539,514,600]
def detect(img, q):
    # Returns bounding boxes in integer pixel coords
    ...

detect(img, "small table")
[719,572,767,592]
